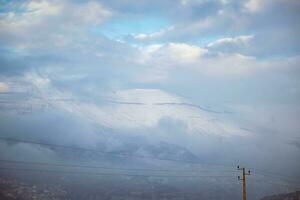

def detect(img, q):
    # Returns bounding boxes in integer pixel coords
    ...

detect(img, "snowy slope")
[50,88,249,137]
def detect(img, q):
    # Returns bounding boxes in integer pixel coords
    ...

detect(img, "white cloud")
[244,0,263,12]
[180,0,189,5]
[0,82,9,93]
[134,69,168,83]
[27,0,62,16]
[25,73,51,89]
[207,35,254,48]
[243,0,295,12]
[232,104,300,140]
[68,1,112,26]
[163,43,208,63]
[113,89,183,104]
[131,17,216,43]
[198,53,257,76]
[264,55,300,72]
[137,42,255,76]
[139,43,208,65]
[132,26,174,41]
[0,0,62,31]
[0,0,112,49]
[135,42,300,78]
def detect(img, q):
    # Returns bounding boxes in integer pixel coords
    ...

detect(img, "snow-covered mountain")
[44,88,250,138]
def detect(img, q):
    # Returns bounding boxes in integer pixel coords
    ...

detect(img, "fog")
[0,102,299,199]
[1,0,300,199]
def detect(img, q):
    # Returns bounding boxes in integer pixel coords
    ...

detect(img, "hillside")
[261,191,300,200]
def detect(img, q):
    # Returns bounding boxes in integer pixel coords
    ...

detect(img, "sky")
[0,0,300,183]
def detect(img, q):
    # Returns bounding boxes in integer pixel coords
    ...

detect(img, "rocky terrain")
[260,191,300,200]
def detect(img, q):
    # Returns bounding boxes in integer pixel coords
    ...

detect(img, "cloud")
[135,42,300,78]
[244,0,265,12]
[112,0,300,59]
[132,26,174,42]
[0,0,112,50]
[3,0,112,28]
[70,1,112,25]
[57,88,250,137]
[142,43,208,64]
[207,35,254,48]
[0,82,9,93]
[137,43,208,67]
[0,0,299,183]
[138,17,217,43]
[0,76,249,137]
[243,0,300,13]
[1,82,299,178]
[26,0,62,16]
[206,35,253,50]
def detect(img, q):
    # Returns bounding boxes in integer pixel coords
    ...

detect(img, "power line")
[251,169,300,183]
[0,159,235,173]
[1,137,298,185]
[0,167,234,179]
[0,167,298,189]
[250,178,300,189]
[251,173,300,185]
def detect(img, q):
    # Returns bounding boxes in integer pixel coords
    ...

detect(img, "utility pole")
[237,166,251,200]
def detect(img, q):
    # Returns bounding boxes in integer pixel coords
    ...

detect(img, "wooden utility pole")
[237,166,251,200]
